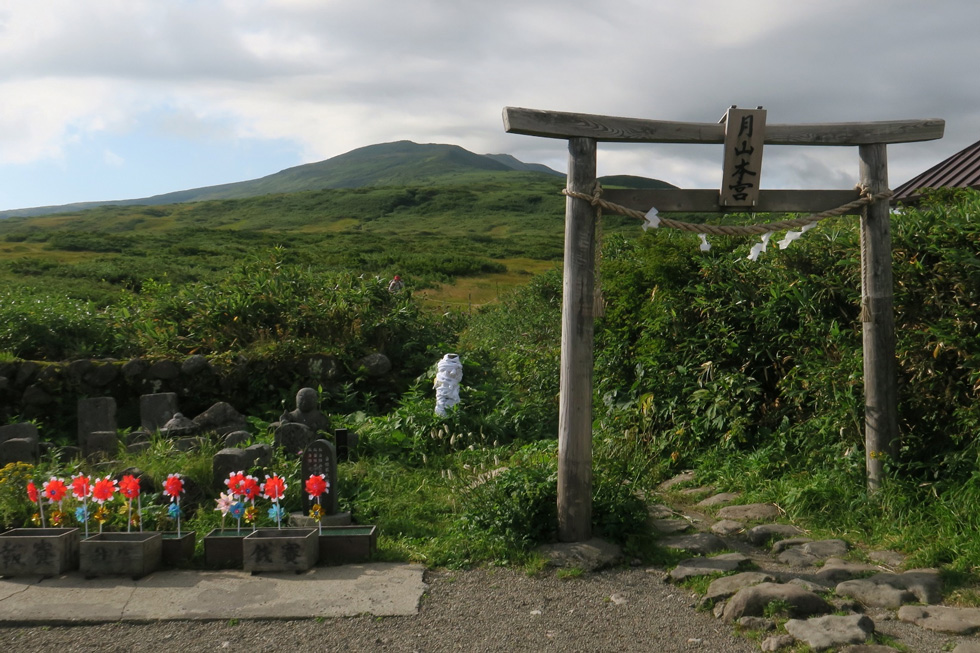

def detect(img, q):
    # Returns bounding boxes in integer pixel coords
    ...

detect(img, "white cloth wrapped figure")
[434,353,463,416]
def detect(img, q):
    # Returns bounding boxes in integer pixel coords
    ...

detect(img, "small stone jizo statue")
[280,387,331,435]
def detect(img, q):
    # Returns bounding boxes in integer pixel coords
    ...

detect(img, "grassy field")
[416,257,558,310]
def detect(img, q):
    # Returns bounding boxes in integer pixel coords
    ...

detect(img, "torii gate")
[503,106,945,542]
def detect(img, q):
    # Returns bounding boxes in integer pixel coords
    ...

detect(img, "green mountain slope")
[0,142,565,218]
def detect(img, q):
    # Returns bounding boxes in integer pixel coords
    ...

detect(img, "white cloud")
[0,78,129,164]
[2,0,980,207]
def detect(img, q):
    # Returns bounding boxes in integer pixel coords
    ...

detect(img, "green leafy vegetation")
[2,178,980,576]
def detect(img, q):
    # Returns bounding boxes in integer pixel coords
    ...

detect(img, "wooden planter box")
[243,527,318,573]
[317,525,377,565]
[160,531,196,566]
[203,528,246,568]
[0,528,80,577]
[80,532,162,579]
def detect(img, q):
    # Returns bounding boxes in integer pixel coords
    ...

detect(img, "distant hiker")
[388,275,404,293]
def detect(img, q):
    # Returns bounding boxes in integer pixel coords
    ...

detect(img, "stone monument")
[279,387,330,434]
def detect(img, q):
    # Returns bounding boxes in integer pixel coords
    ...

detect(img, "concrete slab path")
[0,563,425,624]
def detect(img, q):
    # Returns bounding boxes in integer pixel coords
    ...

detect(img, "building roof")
[893,139,980,203]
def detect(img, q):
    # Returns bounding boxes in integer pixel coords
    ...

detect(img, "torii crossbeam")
[504,106,944,542]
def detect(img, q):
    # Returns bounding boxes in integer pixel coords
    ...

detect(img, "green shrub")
[0,287,114,359]
[453,439,649,557]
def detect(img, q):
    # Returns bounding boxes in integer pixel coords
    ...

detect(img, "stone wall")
[0,351,391,440]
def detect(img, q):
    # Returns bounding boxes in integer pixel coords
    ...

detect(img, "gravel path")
[0,567,756,652]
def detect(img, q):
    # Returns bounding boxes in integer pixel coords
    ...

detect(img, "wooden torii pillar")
[503,106,944,541]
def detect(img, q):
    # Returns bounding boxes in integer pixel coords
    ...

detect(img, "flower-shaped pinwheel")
[163,473,184,501]
[215,492,234,515]
[43,477,68,503]
[119,475,140,499]
[240,475,261,502]
[70,475,91,500]
[90,476,117,532]
[70,474,92,536]
[262,474,287,528]
[267,504,285,522]
[91,476,117,504]
[93,505,110,527]
[215,492,234,530]
[304,474,329,500]
[26,481,45,527]
[119,474,142,532]
[304,474,330,533]
[162,473,185,537]
[225,471,247,496]
[261,474,287,502]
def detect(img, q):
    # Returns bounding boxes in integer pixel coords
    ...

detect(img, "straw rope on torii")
[504,105,944,543]
[562,183,895,236]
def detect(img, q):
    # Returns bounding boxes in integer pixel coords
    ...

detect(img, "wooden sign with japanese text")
[720,107,766,207]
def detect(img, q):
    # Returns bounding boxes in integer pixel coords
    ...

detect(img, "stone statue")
[279,387,330,435]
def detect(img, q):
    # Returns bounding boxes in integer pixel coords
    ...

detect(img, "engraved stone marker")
[301,439,337,515]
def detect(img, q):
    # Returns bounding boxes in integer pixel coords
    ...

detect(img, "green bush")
[458,269,563,440]
[453,440,649,555]
[0,287,114,359]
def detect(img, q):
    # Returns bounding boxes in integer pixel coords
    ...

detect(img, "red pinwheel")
[304,474,328,499]
[163,473,184,501]
[240,475,261,501]
[261,474,287,501]
[42,478,68,503]
[26,481,46,527]
[226,471,247,497]
[91,476,117,504]
[118,474,142,533]
[119,475,141,500]
[70,474,91,500]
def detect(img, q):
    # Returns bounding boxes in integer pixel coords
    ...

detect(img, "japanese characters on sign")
[720,107,766,207]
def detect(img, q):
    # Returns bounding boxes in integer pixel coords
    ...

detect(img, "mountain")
[0,142,563,219]
[598,174,676,190]
[0,141,674,219]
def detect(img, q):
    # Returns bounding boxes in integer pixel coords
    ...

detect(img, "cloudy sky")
[2,0,978,211]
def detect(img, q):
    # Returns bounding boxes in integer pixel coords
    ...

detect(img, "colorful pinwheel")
[261,474,287,529]
[119,474,142,532]
[304,474,330,534]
